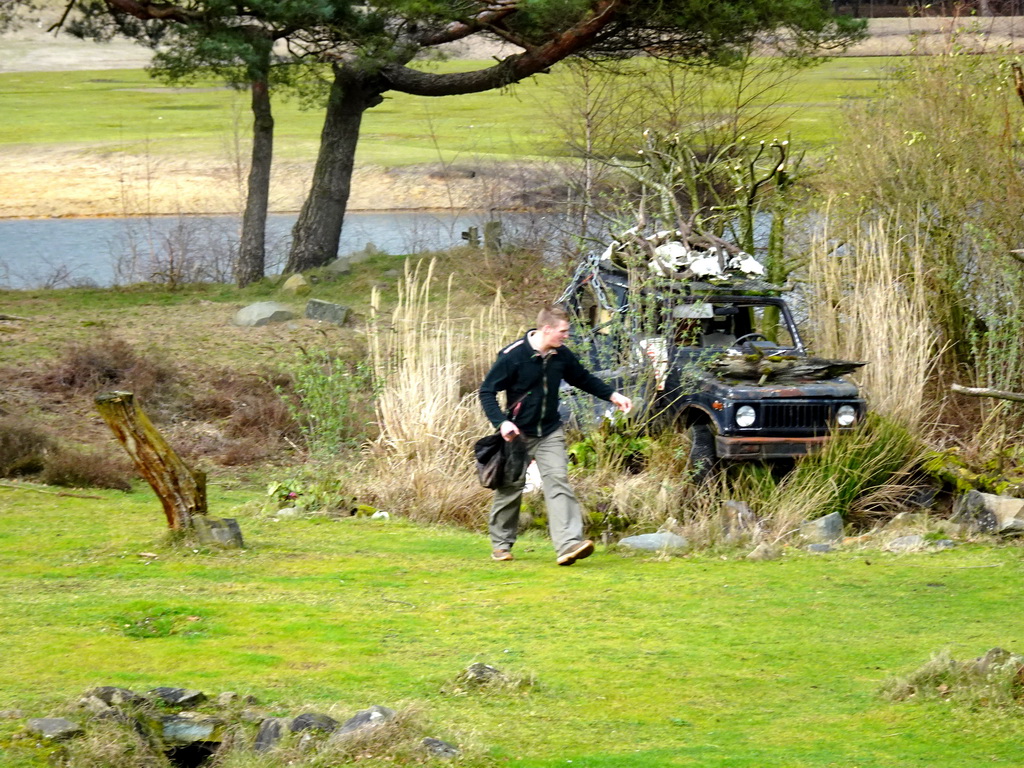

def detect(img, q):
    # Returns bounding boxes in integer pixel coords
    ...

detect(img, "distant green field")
[0,57,897,164]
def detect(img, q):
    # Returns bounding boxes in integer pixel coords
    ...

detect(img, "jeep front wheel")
[688,424,718,483]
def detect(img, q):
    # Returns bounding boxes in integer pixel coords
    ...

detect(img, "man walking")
[479,306,632,565]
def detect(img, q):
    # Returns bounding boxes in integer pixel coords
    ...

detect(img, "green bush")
[762,412,923,525]
[279,350,377,459]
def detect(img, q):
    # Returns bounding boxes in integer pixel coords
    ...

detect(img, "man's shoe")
[557,539,595,566]
[491,549,514,561]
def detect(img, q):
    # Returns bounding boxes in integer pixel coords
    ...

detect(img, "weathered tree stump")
[95,391,207,529]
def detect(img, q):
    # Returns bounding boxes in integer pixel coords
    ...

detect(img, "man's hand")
[500,420,521,442]
[610,392,632,414]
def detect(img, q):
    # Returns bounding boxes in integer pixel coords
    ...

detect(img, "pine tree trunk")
[285,67,381,273]
[236,69,274,287]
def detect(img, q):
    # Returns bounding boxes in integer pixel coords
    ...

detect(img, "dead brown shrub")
[0,416,53,477]
[218,438,277,467]
[43,335,183,420]
[40,446,133,491]
[181,368,300,466]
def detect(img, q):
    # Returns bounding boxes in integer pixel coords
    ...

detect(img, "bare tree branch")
[952,383,1024,403]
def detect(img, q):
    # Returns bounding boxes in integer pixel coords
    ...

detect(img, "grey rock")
[461,663,504,685]
[325,257,351,275]
[289,712,339,734]
[337,705,395,736]
[192,517,244,549]
[746,542,781,561]
[800,512,845,544]
[423,736,460,758]
[342,243,381,264]
[805,543,833,554]
[618,532,689,552]
[0,710,25,719]
[233,301,294,327]
[951,490,998,533]
[887,534,926,552]
[158,712,223,745]
[27,718,83,741]
[932,538,958,549]
[970,647,1023,675]
[255,717,286,753]
[86,686,148,707]
[78,695,113,715]
[240,709,265,725]
[952,490,1024,535]
[383,269,400,278]
[149,687,207,707]
[305,299,349,326]
[274,507,301,519]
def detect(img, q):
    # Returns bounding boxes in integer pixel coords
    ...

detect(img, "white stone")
[233,302,294,327]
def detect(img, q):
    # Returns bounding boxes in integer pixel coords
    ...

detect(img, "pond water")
[0,211,541,290]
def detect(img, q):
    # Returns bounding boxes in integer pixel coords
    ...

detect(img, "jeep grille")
[758,402,841,434]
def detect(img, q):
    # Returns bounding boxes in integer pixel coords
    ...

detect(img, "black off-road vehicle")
[558,245,866,478]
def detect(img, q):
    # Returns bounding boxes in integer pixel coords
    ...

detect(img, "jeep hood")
[701,373,861,400]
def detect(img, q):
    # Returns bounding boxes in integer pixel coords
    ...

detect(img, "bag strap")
[508,391,527,421]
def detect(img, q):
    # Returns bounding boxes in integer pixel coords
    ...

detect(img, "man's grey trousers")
[488,427,585,555]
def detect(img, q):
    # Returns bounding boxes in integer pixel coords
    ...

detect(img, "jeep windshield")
[564,268,806,368]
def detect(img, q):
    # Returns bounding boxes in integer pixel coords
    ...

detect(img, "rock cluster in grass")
[17,685,459,765]
[233,298,350,328]
[608,486,1024,559]
[883,646,1024,707]
[952,490,1024,535]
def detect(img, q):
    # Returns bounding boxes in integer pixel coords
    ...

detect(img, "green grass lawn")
[0,57,898,163]
[2,481,1023,766]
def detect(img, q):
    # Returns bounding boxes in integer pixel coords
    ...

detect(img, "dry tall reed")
[362,258,518,526]
[806,215,938,436]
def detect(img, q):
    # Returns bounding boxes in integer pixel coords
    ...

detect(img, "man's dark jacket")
[479,330,615,438]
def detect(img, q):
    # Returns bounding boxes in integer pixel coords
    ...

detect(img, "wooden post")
[95,391,207,530]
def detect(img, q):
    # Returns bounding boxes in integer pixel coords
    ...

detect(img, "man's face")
[539,320,571,350]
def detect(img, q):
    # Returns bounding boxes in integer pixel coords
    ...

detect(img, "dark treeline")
[835,1,1024,16]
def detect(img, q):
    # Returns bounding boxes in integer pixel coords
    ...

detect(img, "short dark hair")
[537,305,569,328]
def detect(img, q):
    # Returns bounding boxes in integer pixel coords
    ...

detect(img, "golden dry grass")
[806,214,939,436]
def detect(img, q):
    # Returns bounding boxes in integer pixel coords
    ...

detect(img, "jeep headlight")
[836,405,857,427]
[735,405,756,428]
